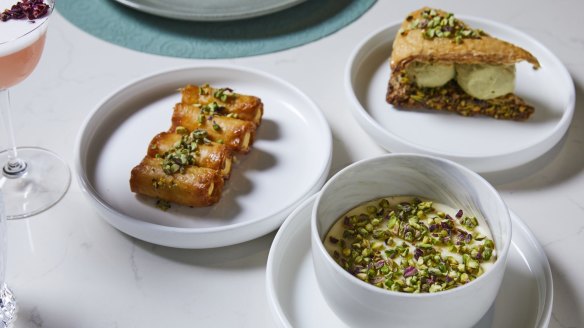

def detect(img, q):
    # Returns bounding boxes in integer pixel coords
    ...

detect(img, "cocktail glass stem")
[0,88,27,179]
[0,79,70,219]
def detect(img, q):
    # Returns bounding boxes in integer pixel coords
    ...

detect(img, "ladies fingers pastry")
[147,131,233,178]
[130,85,263,208]
[171,103,257,153]
[386,7,540,120]
[180,84,263,125]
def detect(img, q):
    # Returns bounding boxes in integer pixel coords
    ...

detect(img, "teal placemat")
[58,0,376,59]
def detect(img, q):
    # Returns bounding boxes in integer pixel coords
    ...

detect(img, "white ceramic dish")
[346,18,575,174]
[266,194,553,327]
[75,65,331,249]
[311,154,511,327]
[114,0,305,21]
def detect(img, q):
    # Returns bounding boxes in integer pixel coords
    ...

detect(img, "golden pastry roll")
[171,103,256,153]
[130,157,224,207]
[180,84,263,125]
[147,131,233,178]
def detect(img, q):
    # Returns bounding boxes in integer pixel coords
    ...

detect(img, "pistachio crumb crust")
[387,74,534,120]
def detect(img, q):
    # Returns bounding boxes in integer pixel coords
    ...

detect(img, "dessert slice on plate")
[386,7,540,120]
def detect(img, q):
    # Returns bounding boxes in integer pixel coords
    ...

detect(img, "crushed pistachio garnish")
[325,197,496,293]
[400,8,484,44]
[155,199,171,211]
[201,102,222,116]
[213,88,235,102]
[159,128,211,175]
[199,84,210,96]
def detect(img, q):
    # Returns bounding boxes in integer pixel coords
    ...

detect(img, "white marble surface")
[3,0,584,327]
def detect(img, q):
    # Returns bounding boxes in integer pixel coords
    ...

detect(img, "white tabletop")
[4,1,584,327]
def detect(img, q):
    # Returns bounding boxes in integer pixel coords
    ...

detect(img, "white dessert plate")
[346,17,575,174]
[113,0,305,21]
[75,65,331,249]
[266,194,553,327]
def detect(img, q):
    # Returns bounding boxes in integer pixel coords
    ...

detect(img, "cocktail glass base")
[0,147,70,220]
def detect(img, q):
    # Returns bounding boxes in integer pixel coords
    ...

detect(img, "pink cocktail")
[0,0,50,87]
[0,33,46,89]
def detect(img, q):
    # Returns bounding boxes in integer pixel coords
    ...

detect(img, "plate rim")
[113,0,305,22]
[74,64,332,248]
[344,16,575,173]
[266,193,553,327]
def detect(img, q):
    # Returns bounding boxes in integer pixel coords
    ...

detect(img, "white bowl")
[311,154,512,327]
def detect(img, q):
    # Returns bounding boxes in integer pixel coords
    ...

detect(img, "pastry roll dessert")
[147,131,233,178]
[130,157,224,207]
[130,84,263,208]
[180,84,264,125]
[171,103,257,153]
[386,7,540,120]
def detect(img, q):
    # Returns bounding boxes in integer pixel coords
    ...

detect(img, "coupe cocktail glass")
[0,0,70,219]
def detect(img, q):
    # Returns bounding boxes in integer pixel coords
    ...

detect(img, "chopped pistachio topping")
[161,129,211,175]
[201,101,222,116]
[213,87,236,102]
[404,8,484,43]
[199,84,210,96]
[325,197,496,294]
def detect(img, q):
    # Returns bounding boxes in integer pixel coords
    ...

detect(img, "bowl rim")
[311,152,513,298]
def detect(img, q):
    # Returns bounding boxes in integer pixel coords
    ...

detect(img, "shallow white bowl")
[311,153,512,327]
[346,18,575,174]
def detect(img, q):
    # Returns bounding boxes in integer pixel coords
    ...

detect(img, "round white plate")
[266,194,553,327]
[75,65,332,249]
[114,0,305,21]
[346,18,575,174]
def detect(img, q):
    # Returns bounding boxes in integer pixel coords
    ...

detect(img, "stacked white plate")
[75,65,332,249]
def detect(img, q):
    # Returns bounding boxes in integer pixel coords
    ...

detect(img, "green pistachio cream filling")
[400,8,516,100]
[405,62,516,100]
[324,196,496,293]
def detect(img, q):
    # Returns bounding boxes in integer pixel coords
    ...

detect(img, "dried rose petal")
[1,0,49,22]
[404,266,418,277]
[414,248,423,260]
[426,275,435,285]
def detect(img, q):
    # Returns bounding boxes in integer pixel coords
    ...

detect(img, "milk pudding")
[324,196,496,293]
